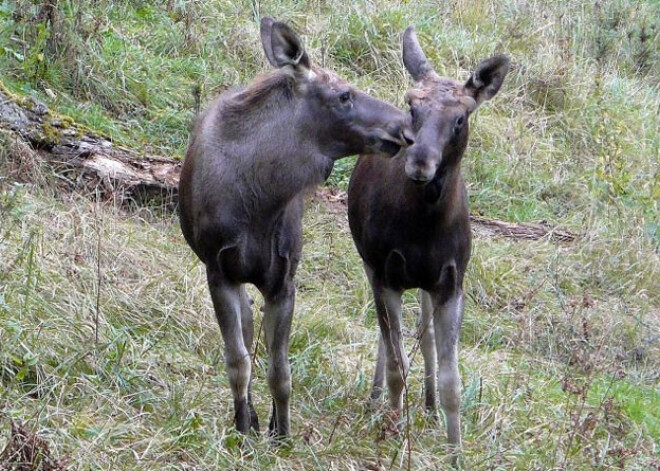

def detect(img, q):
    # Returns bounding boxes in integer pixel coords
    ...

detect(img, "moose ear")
[260,17,278,67]
[464,55,510,107]
[261,19,311,72]
[402,27,436,83]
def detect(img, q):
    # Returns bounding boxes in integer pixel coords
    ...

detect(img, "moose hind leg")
[207,269,252,434]
[262,281,295,438]
[419,289,437,413]
[239,285,259,432]
[432,289,463,448]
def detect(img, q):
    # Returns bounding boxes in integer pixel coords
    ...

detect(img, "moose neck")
[419,158,463,210]
[221,71,296,140]
[217,74,334,210]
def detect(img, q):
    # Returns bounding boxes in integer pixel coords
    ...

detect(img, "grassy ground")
[1,0,660,469]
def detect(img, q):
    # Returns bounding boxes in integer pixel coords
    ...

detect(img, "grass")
[1,0,660,469]
[1,141,659,469]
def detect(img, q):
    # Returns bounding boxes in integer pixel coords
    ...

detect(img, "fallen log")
[0,86,578,243]
[0,85,181,206]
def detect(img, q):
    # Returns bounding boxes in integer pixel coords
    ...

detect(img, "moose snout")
[404,144,439,182]
[387,119,415,146]
[380,118,414,146]
[373,117,414,157]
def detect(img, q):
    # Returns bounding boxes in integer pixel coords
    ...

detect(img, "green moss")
[0,79,33,110]
[40,121,61,144]
[58,115,74,129]
[0,79,16,100]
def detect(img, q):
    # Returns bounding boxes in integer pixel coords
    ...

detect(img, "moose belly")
[215,229,298,281]
[380,246,449,292]
[209,206,303,296]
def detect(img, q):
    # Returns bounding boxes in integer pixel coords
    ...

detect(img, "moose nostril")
[388,121,412,145]
[403,128,415,145]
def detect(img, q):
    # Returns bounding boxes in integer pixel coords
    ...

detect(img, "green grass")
[1,154,659,468]
[1,0,660,469]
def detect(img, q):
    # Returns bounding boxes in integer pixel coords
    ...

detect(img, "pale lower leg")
[262,283,295,438]
[433,292,463,447]
[370,335,386,403]
[207,271,251,433]
[239,285,259,431]
[379,288,408,411]
[419,289,437,412]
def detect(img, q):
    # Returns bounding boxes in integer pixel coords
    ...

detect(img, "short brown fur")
[348,27,509,460]
[178,18,411,438]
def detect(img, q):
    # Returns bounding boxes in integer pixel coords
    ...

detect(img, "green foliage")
[0,0,659,469]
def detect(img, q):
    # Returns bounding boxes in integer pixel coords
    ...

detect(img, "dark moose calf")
[348,27,509,453]
[178,18,412,438]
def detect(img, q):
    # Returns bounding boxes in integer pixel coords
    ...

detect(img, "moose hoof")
[267,400,279,437]
[249,402,260,433]
[234,398,252,434]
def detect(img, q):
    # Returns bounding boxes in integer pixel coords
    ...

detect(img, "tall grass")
[1,0,660,469]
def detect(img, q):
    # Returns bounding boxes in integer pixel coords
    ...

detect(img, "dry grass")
[1,0,660,469]
[1,140,659,469]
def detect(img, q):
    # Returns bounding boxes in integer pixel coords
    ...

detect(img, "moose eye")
[453,115,466,136]
[339,91,351,103]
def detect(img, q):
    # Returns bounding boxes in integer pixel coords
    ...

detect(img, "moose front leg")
[262,280,295,438]
[431,288,463,450]
[419,289,437,414]
[379,288,408,412]
[207,270,253,434]
[239,285,259,432]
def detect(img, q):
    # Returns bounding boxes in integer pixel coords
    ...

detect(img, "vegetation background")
[0,0,659,469]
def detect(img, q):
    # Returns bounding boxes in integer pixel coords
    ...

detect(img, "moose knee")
[226,352,251,396]
[438,364,461,412]
[386,367,404,388]
[268,358,291,402]
[385,355,408,392]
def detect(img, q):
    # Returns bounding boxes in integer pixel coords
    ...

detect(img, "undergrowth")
[1,0,659,469]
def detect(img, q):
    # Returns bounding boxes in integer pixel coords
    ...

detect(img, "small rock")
[32,101,49,116]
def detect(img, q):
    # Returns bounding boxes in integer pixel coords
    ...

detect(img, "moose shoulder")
[178,18,411,438]
[348,26,509,458]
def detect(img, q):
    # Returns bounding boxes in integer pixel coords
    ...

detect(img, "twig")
[251,314,263,368]
[94,190,102,347]
[327,415,344,445]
